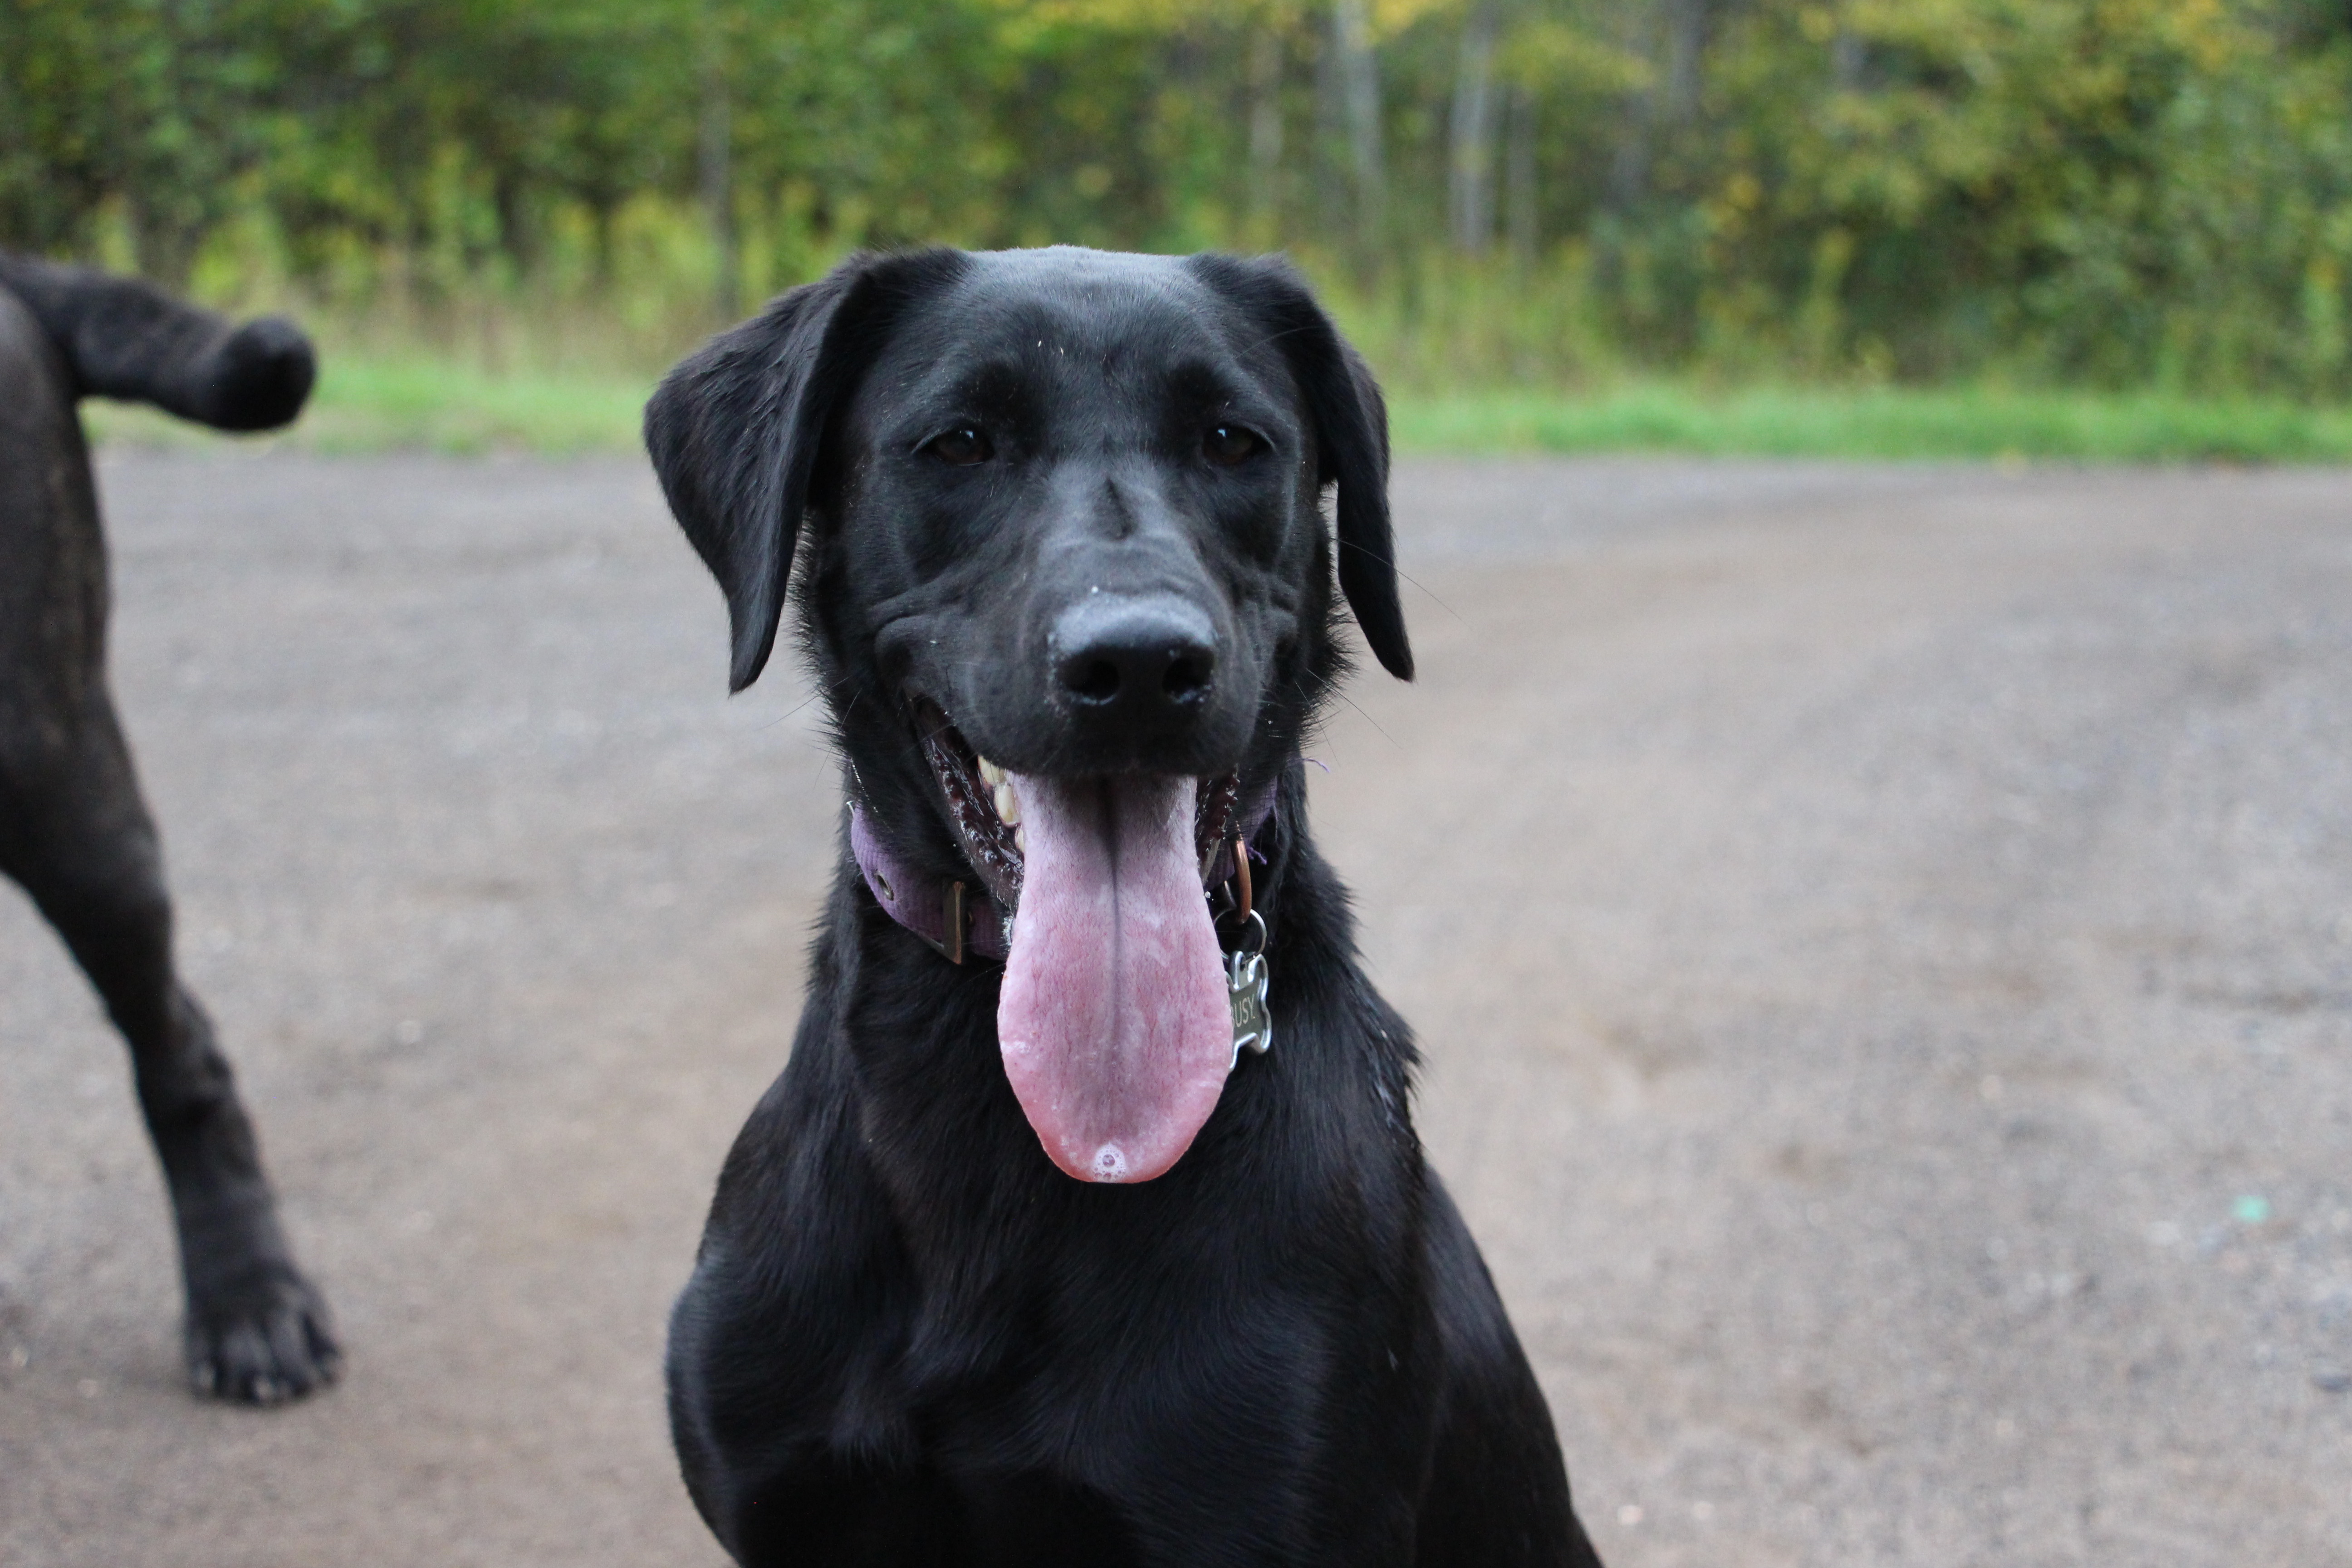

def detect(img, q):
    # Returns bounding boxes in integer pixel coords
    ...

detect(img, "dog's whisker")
[1341,536,1465,626]
[757,670,861,731]
[1323,685,1401,751]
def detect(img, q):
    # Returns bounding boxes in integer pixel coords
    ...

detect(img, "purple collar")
[849,781,1277,965]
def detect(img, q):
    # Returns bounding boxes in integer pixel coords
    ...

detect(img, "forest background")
[7,0,2352,457]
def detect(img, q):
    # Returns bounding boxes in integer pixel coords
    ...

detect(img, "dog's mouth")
[913,701,1243,917]
[910,699,1246,1186]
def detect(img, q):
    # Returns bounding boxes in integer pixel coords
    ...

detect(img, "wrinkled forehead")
[853,248,1287,436]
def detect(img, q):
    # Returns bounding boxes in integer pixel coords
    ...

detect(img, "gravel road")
[3,451,2348,1567]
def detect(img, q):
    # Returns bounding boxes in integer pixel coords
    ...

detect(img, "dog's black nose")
[1051,594,1217,714]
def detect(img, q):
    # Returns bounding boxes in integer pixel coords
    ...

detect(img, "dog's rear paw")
[185,1265,341,1406]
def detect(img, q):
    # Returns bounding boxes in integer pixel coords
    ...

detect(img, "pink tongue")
[997,773,1232,1182]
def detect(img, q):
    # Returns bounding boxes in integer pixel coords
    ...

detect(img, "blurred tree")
[2,0,2343,390]
[1449,0,1503,253]
[1334,0,1388,275]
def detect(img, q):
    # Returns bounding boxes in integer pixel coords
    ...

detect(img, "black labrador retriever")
[648,246,1602,1565]
[0,252,338,1404]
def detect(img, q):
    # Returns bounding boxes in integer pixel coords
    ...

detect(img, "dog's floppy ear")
[646,248,965,691]
[1188,253,1413,681]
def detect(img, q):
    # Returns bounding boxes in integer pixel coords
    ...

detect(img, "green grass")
[300,357,659,453]
[88,354,660,455]
[1389,384,2352,463]
[84,351,2352,463]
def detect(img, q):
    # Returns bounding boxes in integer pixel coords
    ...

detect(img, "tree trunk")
[588,193,617,294]
[1663,0,1707,122]
[1449,0,1503,255]
[1331,0,1384,280]
[1248,26,1286,244]
[494,171,535,280]
[1609,0,1711,211]
[1832,26,1864,90]
[700,7,740,323]
[1505,81,1537,270]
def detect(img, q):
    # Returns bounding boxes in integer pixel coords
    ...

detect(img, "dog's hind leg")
[0,707,339,1405]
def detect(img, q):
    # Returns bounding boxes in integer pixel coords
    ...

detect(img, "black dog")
[0,253,338,1403]
[648,247,1602,1565]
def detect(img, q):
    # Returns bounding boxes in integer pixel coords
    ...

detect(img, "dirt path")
[3,451,2347,1566]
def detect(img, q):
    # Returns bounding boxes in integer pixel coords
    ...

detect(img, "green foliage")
[7,0,2352,394]
[1699,0,2352,390]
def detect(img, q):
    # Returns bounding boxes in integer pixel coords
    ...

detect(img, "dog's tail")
[0,251,314,432]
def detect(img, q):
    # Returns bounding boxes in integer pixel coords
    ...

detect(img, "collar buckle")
[927,879,968,966]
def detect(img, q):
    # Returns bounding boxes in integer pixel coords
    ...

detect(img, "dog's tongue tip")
[997,772,1232,1184]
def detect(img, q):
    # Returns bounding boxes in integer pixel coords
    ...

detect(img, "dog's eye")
[1203,425,1263,466]
[926,426,995,466]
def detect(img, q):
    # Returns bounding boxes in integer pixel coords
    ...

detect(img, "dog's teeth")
[1014,824,1028,857]
[993,781,1021,826]
[977,757,1005,787]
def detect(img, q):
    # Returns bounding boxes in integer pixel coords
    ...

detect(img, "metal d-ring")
[1223,906,1267,958]
[1208,837,1254,924]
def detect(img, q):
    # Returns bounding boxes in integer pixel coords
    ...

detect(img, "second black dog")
[0,252,338,1404]
[649,246,1602,1564]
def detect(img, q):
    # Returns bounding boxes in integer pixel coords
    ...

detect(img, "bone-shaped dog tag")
[1226,950,1272,1068]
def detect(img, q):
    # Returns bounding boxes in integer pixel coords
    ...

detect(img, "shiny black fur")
[0,252,337,1404]
[648,247,1600,1566]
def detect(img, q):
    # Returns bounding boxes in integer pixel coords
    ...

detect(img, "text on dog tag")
[1227,950,1272,1067]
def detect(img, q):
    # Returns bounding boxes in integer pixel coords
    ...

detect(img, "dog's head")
[648,246,1408,1183]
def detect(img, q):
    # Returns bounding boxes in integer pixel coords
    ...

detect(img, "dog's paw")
[185,1264,341,1406]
